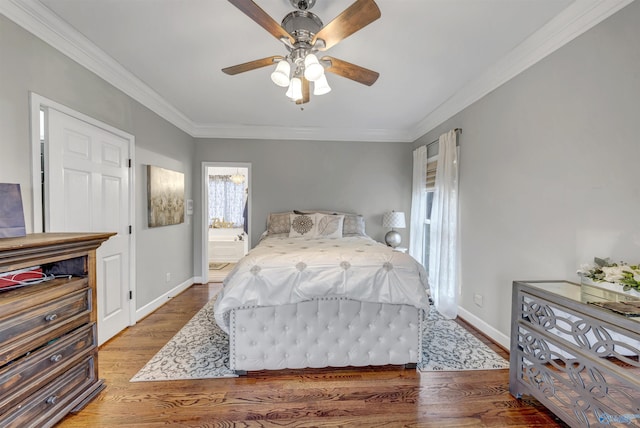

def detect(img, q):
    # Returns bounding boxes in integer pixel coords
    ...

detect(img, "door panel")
[46,108,131,345]
[102,253,123,318]
[62,169,92,231]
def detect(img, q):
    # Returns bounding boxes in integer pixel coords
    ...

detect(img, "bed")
[213,211,430,372]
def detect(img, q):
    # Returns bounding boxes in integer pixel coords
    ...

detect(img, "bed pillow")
[289,213,317,238]
[267,211,293,235]
[342,214,366,236]
[315,213,344,238]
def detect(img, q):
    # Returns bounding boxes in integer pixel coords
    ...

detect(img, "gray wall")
[5,0,638,340]
[0,14,195,310]
[193,139,413,272]
[414,1,640,337]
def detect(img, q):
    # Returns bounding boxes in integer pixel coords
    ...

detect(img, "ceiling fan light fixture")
[303,53,324,82]
[223,0,381,105]
[313,74,331,95]
[270,60,291,87]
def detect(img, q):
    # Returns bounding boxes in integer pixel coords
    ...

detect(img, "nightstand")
[393,247,408,253]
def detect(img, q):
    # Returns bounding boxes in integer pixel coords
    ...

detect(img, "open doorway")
[202,162,250,282]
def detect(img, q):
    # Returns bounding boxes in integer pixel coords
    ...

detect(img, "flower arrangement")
[577,257,640,293]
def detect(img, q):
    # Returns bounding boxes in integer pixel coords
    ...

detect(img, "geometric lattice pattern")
[511,285,640,427]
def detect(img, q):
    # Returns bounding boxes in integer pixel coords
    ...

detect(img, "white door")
[46,108,132,345]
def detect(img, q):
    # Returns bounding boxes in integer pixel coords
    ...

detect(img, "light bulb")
[270,60,290,87]
[313,74,331,95]
[303,53,324,82]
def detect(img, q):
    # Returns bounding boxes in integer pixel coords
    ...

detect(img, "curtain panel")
[429,129,459,319]
[208,175,245,227]
[409,145,427,265]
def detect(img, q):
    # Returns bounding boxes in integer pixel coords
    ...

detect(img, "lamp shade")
[313,74,331,96]
[382,211,406,229]
[286,77,303,101]
[271,60,290,87]
[303,53,324,82]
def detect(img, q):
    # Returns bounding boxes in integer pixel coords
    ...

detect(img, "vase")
[580,276,640,301]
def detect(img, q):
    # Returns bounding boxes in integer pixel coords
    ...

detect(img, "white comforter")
[214,235,430,332]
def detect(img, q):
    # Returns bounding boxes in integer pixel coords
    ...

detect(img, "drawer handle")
[50,353,63,363]
[46,395,58,405]
[45,313,58,322]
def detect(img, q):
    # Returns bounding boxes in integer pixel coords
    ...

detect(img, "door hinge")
[129,225,132,234]
[129,290,133,300]
[128,158,132,168]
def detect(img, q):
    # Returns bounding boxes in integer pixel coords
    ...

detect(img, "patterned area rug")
[419,309,510,371]
[131,298,508,382]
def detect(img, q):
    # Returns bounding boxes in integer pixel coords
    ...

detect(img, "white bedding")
[214,234,430,333]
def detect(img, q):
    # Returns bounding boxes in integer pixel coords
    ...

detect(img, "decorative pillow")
[267,211,293,235]
[342,214,366,236]
[315,214,344,238]
[289,213,317,238]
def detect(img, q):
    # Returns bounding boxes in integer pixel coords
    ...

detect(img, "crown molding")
[1,0,196,135]
[190,122,413,142]
[408,0,635,141]
[3,0,633,143]
[1,0,411,142]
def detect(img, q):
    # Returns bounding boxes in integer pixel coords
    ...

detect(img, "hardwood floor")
[58,283,568,427]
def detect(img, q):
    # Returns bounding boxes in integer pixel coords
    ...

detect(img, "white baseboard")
[135,277,195,322]
[457,306,510,350]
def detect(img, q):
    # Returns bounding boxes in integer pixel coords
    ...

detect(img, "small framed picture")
[0,183,26,238]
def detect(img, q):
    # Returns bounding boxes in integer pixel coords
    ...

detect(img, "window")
[423,190,434,271]
[422,157,437,270]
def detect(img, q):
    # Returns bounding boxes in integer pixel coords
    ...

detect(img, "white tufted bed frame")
[228,297,425,372]
[216,210,430,373]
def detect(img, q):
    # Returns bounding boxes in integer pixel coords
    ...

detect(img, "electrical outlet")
[166,272,171,282]
[473,293,484,307]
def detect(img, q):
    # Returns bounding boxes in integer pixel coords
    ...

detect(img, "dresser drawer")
[0,323,96,407]
[0,288,91,366]
[0,277,88,319]
[0,356,97,428]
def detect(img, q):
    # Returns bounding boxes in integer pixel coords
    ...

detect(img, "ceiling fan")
[222,0,381,105]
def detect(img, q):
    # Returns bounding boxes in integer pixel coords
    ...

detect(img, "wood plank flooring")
[58,283,568,427]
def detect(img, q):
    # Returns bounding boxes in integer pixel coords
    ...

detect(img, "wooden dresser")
[0,233,113,428]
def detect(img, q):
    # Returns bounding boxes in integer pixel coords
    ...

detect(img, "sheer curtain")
[409,145,427,265]
[208,175,245,227]
[429,130,459,318]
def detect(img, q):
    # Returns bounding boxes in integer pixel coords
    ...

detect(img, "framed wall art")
[147,165,185,227]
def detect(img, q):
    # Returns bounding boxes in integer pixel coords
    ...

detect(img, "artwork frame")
[147,165,185,228]
[0,183,27,238]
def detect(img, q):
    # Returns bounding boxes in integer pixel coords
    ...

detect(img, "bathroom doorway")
[201,162,250,282]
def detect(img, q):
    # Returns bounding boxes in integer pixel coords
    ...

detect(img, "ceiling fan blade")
[311,0,381,51]
[322,56,379,86]
[296,77,310,105]
[228,0,294,44]
[222,56,284,75]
